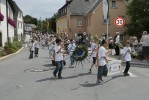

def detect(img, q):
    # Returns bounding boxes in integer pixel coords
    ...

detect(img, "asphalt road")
[0,47,149,100]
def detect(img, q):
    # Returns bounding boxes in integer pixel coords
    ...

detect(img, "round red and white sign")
[114,17,125,27]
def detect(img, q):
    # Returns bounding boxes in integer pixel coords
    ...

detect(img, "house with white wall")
[12,1,24,41]
[0,0,16,47]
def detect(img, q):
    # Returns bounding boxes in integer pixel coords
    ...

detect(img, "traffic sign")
[114,17,125,27]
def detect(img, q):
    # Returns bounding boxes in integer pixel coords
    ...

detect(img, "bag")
[103,65,108,77]
[63,60,66,66]
[52,60,56,66]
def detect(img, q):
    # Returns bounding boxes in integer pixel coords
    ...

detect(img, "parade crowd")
[25,30,149,84]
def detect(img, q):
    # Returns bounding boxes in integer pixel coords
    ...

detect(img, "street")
[0,47,149,100]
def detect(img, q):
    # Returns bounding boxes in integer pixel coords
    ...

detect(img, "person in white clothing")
[140,31,149,61]
[89,42,98,73]
[96,39,109,84]
[53,38,64,79]
[34,38,40,57]
[28,40,35,59]
[67,39,76,67]
[114,32,120,55]
[123,41,132,76]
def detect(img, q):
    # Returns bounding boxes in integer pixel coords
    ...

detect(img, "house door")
[0,32,2,47]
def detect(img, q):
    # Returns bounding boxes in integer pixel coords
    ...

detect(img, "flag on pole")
[103,0,109,20]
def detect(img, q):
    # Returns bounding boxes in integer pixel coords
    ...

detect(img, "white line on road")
[128,72,137,78]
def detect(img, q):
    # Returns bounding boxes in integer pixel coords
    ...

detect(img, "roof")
[88,0,102,13]
[69,0,98,15]
[12,1,22,13]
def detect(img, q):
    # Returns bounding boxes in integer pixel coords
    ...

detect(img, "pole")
[107,19,109,40]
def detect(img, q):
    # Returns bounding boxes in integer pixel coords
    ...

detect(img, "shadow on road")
[43,64,53,67]
[36,73,96,82]
[104,74,125,83]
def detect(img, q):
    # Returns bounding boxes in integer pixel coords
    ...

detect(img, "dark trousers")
[35,48,39,56]
[97,65,108,80]
[29,50,34,59]
[53,61,64,77]
[115,45,120,55]
[124,61,130,74]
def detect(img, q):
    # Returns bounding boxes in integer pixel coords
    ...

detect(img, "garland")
[72,45,88,61]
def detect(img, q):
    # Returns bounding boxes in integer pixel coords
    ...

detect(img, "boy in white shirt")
[123,41,132,76]
[34,38,40,57]
[89,42,98,73]
[67,39,76,67]
[53,38,64,79]
[96,39,109,84]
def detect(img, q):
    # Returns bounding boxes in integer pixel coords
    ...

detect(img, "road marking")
[128,72,137,78]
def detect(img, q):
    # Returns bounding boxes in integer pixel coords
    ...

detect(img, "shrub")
[0,51,7,57]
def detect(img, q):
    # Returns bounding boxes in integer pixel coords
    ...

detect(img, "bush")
[3,41,22,55]
[0,51,7,57]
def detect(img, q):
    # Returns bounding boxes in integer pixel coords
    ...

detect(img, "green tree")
[125,0,149,37]
[24,15,38,26]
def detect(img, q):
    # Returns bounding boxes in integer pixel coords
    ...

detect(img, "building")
[24,24,37,33]
[0,0,16,47]
[56,0,130,40]
[12,1,24,41]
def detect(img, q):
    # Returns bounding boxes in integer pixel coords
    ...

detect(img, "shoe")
[58,76,62,79]
[123,72,129,76]
[96,80,100,84]
[88,69,92,73]
[53,72,57,77]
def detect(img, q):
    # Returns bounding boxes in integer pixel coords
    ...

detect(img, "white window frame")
[77,19,83,27]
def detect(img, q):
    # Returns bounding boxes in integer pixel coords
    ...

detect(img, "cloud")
[14,0,65,19]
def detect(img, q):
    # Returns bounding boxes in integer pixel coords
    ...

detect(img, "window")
[112,1,116,8]
[85,0,89,2]
[77,19,83,27]
[120,34,124,42]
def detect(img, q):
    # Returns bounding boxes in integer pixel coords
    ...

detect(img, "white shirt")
[48,42,53,49]
[115,35,120,44]
[54,45,63,61]
[132,40,138,46]
[28,42,35,51]
[123,47,131,61]
[141,35,148,46]
[91,43,97,57]
[68,43,76,55]
[34,40,40,48]
[98,46,106,66]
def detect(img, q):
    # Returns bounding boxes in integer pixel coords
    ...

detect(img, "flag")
[103,0,109,20]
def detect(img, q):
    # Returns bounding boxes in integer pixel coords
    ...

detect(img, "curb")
[0,47,25,60]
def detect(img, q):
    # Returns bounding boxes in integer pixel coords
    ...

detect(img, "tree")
[125,0,149,37]
[24,15,38,26]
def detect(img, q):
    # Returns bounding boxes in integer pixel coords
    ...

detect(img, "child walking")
[123,41,132,76]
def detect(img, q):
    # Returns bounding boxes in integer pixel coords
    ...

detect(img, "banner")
[103,0,109,20]
[107,60,121,76]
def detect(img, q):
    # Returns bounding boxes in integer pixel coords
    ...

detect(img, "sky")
[14,0,66,20]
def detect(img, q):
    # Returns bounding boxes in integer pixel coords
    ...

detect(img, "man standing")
[115,32,120,55]
[67,39,76,68]
[53,38,64,79]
